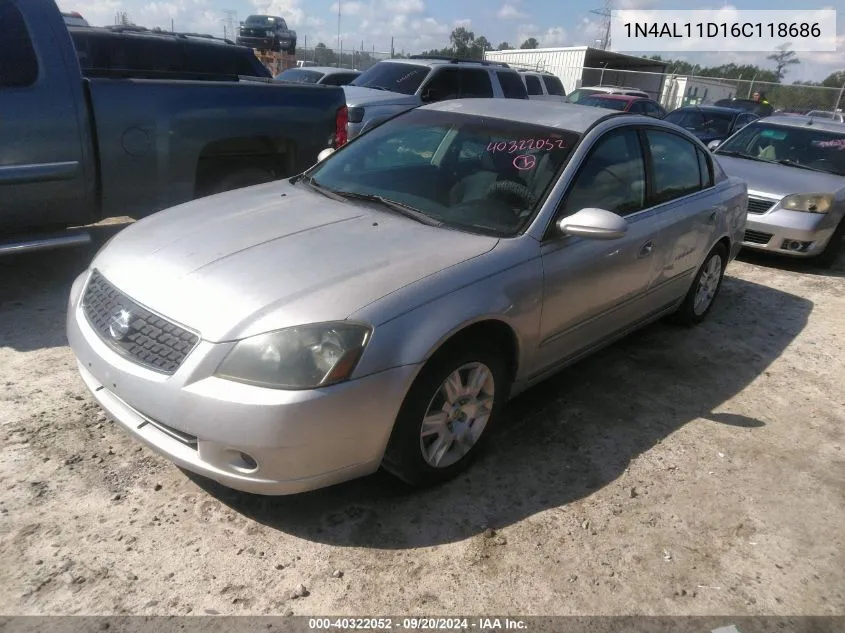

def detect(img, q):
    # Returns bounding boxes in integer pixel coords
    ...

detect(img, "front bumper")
[66,271,419,495]
[742,207,839,257]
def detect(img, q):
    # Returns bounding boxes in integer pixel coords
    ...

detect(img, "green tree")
[767,44,800,81]
[821,70,845,88]
[520,37,539,49]
[450,26,476,57]
[497,41,512,50]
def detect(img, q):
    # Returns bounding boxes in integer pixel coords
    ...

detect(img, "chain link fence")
[292,45,392,71]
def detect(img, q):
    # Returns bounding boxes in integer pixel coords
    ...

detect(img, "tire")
[813,218,844,269]
[674,242,728,326]
[210,167,274,195]
[382,341,509,488]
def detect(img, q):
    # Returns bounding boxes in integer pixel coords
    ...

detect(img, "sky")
[59,0,845,82]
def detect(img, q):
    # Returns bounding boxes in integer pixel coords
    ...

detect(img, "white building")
[660,75,738,110]
[483,46,668,99]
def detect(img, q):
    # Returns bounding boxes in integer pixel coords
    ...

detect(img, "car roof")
[587,94,646,102]
[420,99,625,133]
[282,66,358,74]
[674,105,744,115]
[581,85,647,92]
[375,57,514,70]
[760,114,845,133]
[517,69,555,76]
[68,25,239,47]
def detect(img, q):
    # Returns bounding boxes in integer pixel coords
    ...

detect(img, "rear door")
[0,0,92,232]
[458,68,494,98]
[639,127,718,306]
[523,74,544,99]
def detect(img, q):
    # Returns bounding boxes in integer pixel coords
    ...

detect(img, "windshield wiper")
[293,174,347,202]
[773,159,830,173]
[333,191,443,226]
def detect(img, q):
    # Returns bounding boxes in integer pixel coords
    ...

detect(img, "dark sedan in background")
[664,106,759,146]
[577,94,667,118]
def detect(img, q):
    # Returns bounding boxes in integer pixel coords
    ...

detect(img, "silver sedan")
[67,100,746,495]
[713,115,845,268]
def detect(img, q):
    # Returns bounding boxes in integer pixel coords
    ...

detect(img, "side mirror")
[557,208,628,240]
[420,87,437,103]
[317,147,335,162]
[707,140,721,151]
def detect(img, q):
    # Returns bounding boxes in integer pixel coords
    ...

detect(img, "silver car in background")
[67,101,746,496]
[713,115,845,267]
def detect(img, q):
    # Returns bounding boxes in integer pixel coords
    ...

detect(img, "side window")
[542,75,565,96]
[646,129,703,204]
[524,74,543,95]
[363,128,445,170]
[459,68,493,98]
[0,0,39,87]
[496,71,528,99]
[422,68,459,101]
[697,148,713,188]
[629,101,646,113]
[560,129,646,218]
[644,102,663,117]
[279,19,288,30]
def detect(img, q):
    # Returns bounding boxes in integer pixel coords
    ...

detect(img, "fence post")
[835,82,845,114]
[747,73,757,98]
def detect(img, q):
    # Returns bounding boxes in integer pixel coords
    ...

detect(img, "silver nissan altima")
[67,100,746,495]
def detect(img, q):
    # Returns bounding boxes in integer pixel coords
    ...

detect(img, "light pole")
[336,0,341,65]
[599,61,608,86]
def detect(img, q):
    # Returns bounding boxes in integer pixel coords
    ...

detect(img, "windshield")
[245,15,275,25]
[350,62,430,95]
[579,96,628,111]
[566,88,601,103]
[303,110,580,236]
[275,68,322,83]
[665,110,734,136]
[716,122,845,176]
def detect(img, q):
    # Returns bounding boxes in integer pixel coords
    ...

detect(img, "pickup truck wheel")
[382,342,507,488]
[674,243,727,326]
[813,218,844,269]
[211,168,274,195]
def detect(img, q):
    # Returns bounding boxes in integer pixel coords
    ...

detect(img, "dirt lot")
[0,224,843,616]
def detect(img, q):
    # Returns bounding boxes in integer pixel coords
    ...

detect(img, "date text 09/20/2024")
[308,618,528,630]
[623,22,821,39]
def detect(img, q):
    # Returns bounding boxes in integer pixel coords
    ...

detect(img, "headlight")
[779,193,834,214]
[266,30,274,36]
[215,322,371,390]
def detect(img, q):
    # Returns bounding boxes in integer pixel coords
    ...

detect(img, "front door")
[535,128,661,375]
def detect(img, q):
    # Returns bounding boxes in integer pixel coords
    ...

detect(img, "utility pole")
[390,36,394,59]
[590,0,613,50]
[222,10,237,42]
[337,1,341,55]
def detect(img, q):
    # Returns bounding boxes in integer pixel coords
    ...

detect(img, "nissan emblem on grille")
[107,307,132,341]
[82,270,199,374]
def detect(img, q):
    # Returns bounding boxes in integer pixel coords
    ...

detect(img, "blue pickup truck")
[0,0,347,254]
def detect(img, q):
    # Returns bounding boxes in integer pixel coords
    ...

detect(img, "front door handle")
[639,240,654,258]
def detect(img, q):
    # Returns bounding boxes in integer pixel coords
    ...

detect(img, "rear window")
[0,0,38,87]
[496,71,528,99]
[580,96,628,111]
[524,74,543,95]
[275,68,322,83]
[542,75,565,96]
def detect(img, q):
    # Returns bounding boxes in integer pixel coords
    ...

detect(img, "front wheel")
[813,219,844,269]
[674,243,727,326]
[382,343,508,487]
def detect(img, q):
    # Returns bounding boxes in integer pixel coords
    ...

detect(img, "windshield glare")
[350,63,430,95]
[665,110,734,136]
[275,68,322,83]
[580,97,628,111]
[717,122,845,176]
[305,110,580,236]
[567,88,600,103]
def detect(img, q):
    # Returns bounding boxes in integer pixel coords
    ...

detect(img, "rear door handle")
[639,241,654,258]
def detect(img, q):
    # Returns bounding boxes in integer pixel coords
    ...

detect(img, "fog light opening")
[225,450,258,473]
[781,239,811,252]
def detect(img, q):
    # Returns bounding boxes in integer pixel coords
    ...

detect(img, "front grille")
[82,270,199,374]
[743,229,773,245]
[747,197,776,215]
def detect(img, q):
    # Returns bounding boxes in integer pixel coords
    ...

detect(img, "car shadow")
[0,221,131,352]
[737,248,845,278]
[187,274,812,549]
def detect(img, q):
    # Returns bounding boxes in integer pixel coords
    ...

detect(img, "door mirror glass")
[707,139,721,151]
[317,147,335,162]
[556,208,628,240]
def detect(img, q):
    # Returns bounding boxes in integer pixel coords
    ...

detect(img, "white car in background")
[61,11,89,26]
[517,69,566,102]
[806,110,845,124]
[567,85,650,104]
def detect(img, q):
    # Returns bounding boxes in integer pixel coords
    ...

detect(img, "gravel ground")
[0,224,843,616]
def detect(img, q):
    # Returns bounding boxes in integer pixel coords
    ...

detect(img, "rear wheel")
[382,342,508,487]
[674,243,727,326]
[813,219,844,269]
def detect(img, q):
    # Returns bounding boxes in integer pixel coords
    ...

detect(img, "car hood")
[343,85,421,107]
[714,155,845,199]
[91,180,498,342]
